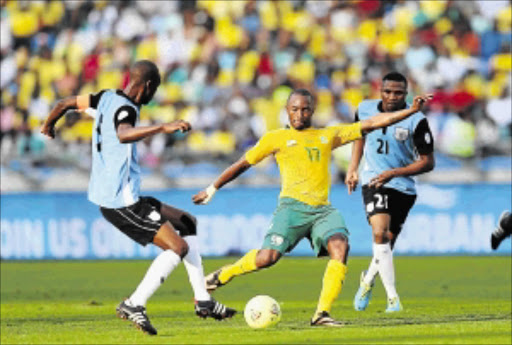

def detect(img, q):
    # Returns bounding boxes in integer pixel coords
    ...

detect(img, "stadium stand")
[0,0,510,191]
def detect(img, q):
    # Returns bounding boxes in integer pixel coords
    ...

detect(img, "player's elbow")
[360,119,377,134]
[116,126,135,144]
[56,97,78,113]
[426,159,435,172]
[423,156,435,172]
[117,131,131,144]
[118,135,134,144]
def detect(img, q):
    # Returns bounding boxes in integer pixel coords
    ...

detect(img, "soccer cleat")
[116,300,157,335]
[205,268,230,292]
[491,211,512,250]
[353,270,374,311]
[195,298,237,320]
[310,311,343,327]
[385,297,403,313]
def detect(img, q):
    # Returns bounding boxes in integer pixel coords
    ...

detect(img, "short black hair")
[382,72,407,88]
[287,88,314,106]
[132,60,161,85]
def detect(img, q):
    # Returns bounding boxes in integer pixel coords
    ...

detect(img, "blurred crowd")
[0,0,511,177]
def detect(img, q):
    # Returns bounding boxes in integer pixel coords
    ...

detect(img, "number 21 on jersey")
[376,128,388,154]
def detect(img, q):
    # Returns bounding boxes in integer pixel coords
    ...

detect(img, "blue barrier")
[1,183,511,259]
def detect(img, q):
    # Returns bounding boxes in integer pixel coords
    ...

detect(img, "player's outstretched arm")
[360,94,433,134]
[368,153,435,188]
[345,137,365,195]
[41,96,80,139]
[117,120,191,143]
[192,157,252,205]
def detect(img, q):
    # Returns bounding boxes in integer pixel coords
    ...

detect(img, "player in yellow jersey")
[192,89,432,326]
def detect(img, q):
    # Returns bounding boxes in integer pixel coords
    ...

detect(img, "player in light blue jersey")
[41,60,235,335]
[345,72,435,313]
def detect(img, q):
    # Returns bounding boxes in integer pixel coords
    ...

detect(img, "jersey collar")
[116,90,140,108]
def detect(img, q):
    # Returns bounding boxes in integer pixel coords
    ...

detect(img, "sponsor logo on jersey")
[394,127,409,141]
[320,136,328,144]
[286,140,297,147]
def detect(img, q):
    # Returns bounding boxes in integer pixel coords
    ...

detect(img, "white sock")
[363,244,380,286]
[374,243,398,300]
[183,236,211,302]
[129,249,181,307]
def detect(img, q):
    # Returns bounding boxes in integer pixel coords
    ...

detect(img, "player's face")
[380,81,407,112]
[286,95,314,130]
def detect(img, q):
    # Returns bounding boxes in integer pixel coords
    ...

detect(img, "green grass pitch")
[1,256,511,344]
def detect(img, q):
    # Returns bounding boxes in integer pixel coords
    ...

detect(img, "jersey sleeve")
[245,132,277,165]
[76,90,106,111]
[114,105,137,129]
[413,118,434,155]
[332,122,362,146]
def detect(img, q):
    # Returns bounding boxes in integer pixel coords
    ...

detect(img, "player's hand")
[163,120,192,134]
[192,185,217,205]
[345,170,359,195]
[41,123,56,139]
[369,170,396,189]
[411,94,433,112]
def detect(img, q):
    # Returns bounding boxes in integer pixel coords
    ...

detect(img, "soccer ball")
[244,295,281,329]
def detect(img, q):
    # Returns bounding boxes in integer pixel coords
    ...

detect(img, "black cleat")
[195,298,237,320]
[491,211,512,250]
[116,300,157,335]
[205,268,229,293]
[310,311,344,327]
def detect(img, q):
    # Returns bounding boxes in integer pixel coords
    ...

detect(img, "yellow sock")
[218,249,259,284]
[315,260,347,315]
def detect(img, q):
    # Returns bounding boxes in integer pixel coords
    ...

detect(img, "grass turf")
[1,257,511,344]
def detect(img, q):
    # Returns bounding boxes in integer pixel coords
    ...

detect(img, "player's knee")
[372,227,389,243]
[176,241,189,258]
[164,238,188,258]
[256,250,280,268]
[327,234,349,261]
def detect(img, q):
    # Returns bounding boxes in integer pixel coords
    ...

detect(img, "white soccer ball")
[244,295,281,329]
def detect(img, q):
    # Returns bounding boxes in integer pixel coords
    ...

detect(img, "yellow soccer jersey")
[245,122,362,206]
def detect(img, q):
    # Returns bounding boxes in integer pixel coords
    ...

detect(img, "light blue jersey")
[357,99,431,195]
[88,90,141,208]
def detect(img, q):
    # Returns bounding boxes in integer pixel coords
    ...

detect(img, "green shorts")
[262,198,350,256]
